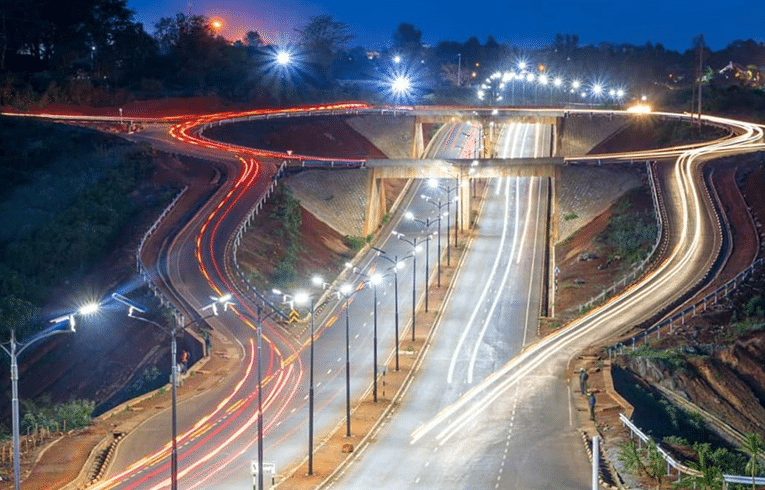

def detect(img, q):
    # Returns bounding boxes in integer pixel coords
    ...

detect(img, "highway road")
[393,116,763,489]
[327,121,588,489]
[15,105,760,490]
[93,113,483,490]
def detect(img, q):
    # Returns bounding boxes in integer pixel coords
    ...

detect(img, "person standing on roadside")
[579,368,589,394]
[181,350,189,374]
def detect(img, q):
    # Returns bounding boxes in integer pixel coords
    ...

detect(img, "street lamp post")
[348,268,385,402]
[424,184,459,266]
[321,282,358,437]
[340,284,353,436]
[406,211,441,290]
[396,234,421,341]
[111,292,232,490]
[1,303,99,490]
[275,275,323,476]
[276,50,291,108]
[253,304,271,490]
[372,247,406,371]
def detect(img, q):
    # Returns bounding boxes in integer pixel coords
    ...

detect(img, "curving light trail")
[412,114,764,447]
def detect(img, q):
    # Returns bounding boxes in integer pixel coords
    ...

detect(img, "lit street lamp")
[274,275,323,475]
[321,281,360,437]
[424,181,459,266]
[1,302,100,490]
[395,233,422,341]
[275,49,292,107]
[347,268,384,402]
[111,292,233,490]
[372,247,406,371]
[406,211,441,291]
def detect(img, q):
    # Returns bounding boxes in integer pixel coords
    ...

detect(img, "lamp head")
[294,291,310,306]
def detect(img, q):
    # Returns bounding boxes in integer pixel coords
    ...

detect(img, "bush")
[744,295,765,318]
[20,399,95,433]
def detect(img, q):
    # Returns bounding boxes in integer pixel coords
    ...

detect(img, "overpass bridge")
[363,157,564,235]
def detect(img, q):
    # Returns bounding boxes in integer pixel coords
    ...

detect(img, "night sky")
[128,0,763,52]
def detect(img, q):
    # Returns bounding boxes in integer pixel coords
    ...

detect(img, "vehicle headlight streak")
[412,114,763,447]
[87,104,763,487]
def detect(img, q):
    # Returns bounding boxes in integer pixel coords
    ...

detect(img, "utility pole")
[457,53,461,87]
[697,37,703,120]
[692,34,705,123]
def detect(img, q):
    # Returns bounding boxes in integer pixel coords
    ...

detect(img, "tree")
[153,13,240,94]
[618,438,666,489]
[295,15,354,80]
[244,30,262,48]
[0,0,142,76]
[0,295,39,342]
[392,22,422,54]
[742,433,763,490]
[676,443,723,490]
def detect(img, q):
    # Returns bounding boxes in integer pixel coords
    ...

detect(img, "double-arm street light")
[1,302,100,490]
[406,211,443,289]
[275,50,292,107]
[423,195,457,269]
[273,275,323,476]
[111,292,233,490]
[371,247,407,371]
[224,293,287,490]
[428,178,461,255]
[320,281,360,437]
[395,233,423,341]
[347,266,385,402]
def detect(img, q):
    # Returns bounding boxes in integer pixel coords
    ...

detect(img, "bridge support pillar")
[459,169,471,231]
[483,123,494,158]
[412,119,425,158]
[363,168,387,237]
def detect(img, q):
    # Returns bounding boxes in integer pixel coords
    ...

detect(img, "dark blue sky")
[128,0,762,52]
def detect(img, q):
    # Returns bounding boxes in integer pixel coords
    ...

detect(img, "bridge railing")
[579,161,663,313]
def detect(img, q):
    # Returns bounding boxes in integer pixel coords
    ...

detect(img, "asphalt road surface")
[326,121,592,490]
[90,109,762,490]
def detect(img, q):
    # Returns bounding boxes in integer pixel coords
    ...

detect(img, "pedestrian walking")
[588,392,596,421]
[579,368,589,394]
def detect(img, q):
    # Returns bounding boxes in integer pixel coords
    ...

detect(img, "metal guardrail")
[229,161,290,314]
[135,186,188,324]
[723,474,765,487]
[609,257,763,355]
[620,413,765,488]
[620,412,699,479]
[579,161,663,312]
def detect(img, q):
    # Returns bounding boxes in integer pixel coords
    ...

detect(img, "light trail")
[446,169,512,384]
[412,114,764,448]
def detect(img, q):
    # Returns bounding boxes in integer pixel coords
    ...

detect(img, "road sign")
[288,309,300,323]
[251,461,276,476]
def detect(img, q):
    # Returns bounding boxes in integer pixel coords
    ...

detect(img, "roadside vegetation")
[596,188,657,266]
[20,398,95,434]
[0,117,174,437]
[268,185,303,288]
[613,274,765,488]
